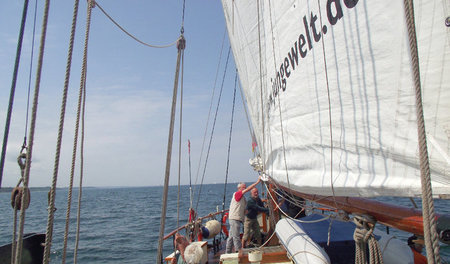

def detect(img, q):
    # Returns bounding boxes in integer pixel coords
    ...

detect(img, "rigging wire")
[23,0,39,151]
[315,0,340,211]
[193,29,228,190]
[195,47,231,212]
[221,70,238,215]
[15,0,51,262]
[267,0,293,198]
[0,0,30,188]
[94,1,179,48]
[237,79,257,156]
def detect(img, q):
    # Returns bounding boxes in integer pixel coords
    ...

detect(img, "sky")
[0,1,258,187]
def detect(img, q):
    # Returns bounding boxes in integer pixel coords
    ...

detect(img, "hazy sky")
[0,1,258,187]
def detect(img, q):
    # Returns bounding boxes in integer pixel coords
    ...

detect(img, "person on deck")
[242,187,269,248]
[172,233,189,264]
[225,176,262,253]
[172,233,203,264]
[407,235,427,264]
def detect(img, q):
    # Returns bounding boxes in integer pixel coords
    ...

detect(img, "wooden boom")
[276,184,446,237]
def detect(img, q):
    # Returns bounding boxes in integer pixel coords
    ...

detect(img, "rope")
[353,216,383,264]
[60,0,81,263]
[221,71,238,216]
[195,47,231,212]
[403,0,441,263]
[0,0,30,188]
[74,38,88,263]
[94,1,179,48]
[156,35,185,264]
[11,204,19,264]
[15,0,50,262]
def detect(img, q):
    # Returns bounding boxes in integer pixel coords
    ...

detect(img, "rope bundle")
[353,216,383,264]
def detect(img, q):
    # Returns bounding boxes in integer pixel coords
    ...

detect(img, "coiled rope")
[403,0,441,263]
[353,216,383,264]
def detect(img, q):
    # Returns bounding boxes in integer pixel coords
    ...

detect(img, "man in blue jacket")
[242,187,269,248]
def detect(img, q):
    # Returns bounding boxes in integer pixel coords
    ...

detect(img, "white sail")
[222,0,450,197]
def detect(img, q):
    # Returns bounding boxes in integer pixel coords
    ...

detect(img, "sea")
[0,184,449,263]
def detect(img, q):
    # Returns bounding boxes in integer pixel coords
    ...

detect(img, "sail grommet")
[11,187,30,210]
[446,17,450,27]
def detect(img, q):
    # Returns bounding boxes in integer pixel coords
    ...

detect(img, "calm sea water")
[0,184,449,263]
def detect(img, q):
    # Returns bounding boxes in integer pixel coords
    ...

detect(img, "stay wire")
[0,0,30,188]
[23,0,39,150]
[221,70,238,215]
[193,29,227,191]
[195,47,231,212]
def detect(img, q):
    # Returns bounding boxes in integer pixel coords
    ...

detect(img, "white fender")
[275,218,331,264]
[374,229,414,264]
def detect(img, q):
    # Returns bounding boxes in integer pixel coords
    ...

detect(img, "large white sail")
[222,0,450,197]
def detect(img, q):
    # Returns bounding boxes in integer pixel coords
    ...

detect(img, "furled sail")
[221,0,450,197]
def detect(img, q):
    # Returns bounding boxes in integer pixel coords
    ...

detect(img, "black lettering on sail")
[284,57,291,78]
[326,0,344,25]
[298,34,307,58]
[344,0,359,8]
[288,43,299,71]
[310,12,321,42]
[280,64,287,91]
[303,16,313,50]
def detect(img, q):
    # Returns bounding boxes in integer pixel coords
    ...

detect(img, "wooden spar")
[163,209,228,240]
[276,185,428,235]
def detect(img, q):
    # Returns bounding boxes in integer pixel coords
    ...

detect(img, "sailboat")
[161,0,450,263]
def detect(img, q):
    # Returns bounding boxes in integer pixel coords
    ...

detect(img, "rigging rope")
[403,0,441,263]
[221,71,238,216]
[194,47,231,212]
[156,35,185,264]
[59,0,81,263]
[15,0,51,262]
[74,44,88,264]
[94,1,179,48]
[0,0,30,188]
[353,216,383,264]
